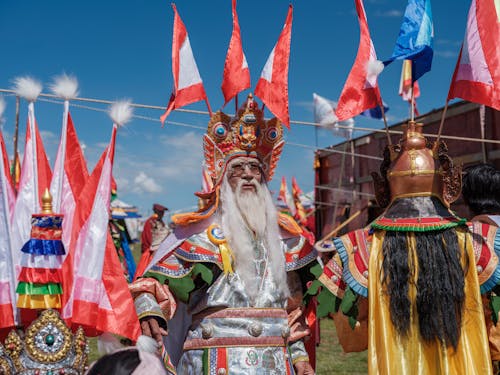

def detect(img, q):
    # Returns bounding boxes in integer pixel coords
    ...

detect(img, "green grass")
[316,318,367,374]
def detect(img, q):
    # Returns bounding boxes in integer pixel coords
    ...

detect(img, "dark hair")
[381,227,467,349]
[86,349,140,375]
[462,163,500,216]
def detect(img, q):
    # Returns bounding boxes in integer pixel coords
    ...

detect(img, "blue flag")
[384,0,433,81]
[360,102,389,120]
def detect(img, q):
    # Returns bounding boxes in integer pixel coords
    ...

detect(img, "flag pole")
[378,96,392,145]
[410,81,415,122]
[434,99,450,147]
[205,98,213,117]
[332,142,347,233]
[12,96,20,192]
[479,105,487,162]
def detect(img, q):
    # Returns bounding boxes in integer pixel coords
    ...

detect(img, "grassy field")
[316,318,367,374]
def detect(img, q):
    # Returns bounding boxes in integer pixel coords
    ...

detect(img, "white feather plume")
[97,332,124,355]
[366,60,384,76]
[0,97,6,120]
[109,100,133,126]
[136,335,160,353]
[50,73,79,100]
[12,76,42,102]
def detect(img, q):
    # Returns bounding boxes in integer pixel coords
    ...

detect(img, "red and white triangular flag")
[11,79,52,284]
[0,99,17,329]
[221,0,250,106]
[160,4,211,124]
[447,0,500,111]
[255,5,293,128]
[335,0,383,122]
[65,103,140,340]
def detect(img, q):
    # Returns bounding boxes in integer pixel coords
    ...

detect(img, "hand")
[294,360,315,375]
[140,317,168,346]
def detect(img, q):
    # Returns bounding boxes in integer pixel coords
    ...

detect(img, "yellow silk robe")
[368,229,492,375]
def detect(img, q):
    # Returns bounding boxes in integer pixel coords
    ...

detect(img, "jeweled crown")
[203,94,285,188]
[0,309,89,374]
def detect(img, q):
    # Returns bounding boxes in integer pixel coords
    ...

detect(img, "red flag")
[51,112,90,322]
[64,123,140,340]
[335,0,382,122]
[221,0,250,106]
[255,5,293,128]
[447,0,500,111]
[11,104,52,283]
[160,4,211,124]
[0,129,16,331]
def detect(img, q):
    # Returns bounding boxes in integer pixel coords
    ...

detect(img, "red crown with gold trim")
[203,94,284,188]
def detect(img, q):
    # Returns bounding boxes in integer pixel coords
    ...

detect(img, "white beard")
[220,177,289,302]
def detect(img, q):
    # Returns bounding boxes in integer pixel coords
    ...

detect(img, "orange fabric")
[134,250,154,281]
[332,297,369,353]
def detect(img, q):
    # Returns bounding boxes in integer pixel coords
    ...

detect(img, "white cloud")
[159,131,200,149]
[133,171,162,193]
[374,9,403,17]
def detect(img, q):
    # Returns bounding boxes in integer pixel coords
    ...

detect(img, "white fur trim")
[109,100,133,126]
[50,73,79,100]
[366,60,384,76]
[136,335,160,353]
[12,76,42,102]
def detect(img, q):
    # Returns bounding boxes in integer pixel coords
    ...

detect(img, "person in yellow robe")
[312,121,500,374]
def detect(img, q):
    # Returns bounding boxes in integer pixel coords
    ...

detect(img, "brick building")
[314,101,500,239]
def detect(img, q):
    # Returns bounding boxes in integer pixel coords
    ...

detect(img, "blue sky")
[0,0,470,218]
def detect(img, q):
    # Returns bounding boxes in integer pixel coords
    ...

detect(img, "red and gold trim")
[372,216,466,232]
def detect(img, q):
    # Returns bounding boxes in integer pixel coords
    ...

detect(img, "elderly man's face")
[227,157,263,193]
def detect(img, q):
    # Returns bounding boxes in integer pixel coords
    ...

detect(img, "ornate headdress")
[372,121,462,208]
[203,94,284,188]
[172,94,284,226]
[371,121,464,230]
[0,309,89,374]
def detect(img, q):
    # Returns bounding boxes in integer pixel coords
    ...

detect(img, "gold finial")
[41,188,52,214]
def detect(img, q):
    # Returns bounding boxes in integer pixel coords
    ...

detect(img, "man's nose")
[241,166,254,179]
[241,170,253,179]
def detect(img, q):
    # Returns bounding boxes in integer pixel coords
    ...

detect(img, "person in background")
[463,163,500,373]
[462,163,500,226]
[135,204,170,280]
[141,204,169,254]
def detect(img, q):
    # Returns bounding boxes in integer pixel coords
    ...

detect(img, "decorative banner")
[384,0,434,81]
[313,93,354,139]
[0,119,17,329]
[335,0,383,122]
[255,5,293,128]
[447,0,500,111]
[221,0,250,105]
[160,4,211,124]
